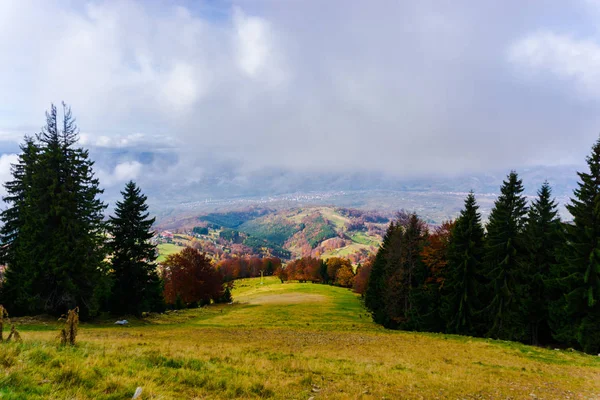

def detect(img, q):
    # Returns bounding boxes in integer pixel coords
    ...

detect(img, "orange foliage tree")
[326,257,354,286]
[420,221,455,285]
[282,257,322,283]
[162,247,224,307]
[217,257,282,282]
[352,255,374,295]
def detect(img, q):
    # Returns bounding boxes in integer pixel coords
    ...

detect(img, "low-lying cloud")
[0,0,599,194]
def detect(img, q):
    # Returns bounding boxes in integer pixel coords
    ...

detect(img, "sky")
[1,0,600,196]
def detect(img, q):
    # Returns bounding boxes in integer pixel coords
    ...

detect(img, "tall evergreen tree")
[108,181,164,316]
[443,192,485,336]
[522,182,562,345]
[365,222,398,325]
[483,171,528,340]
[365,212,429,330]
[0,138,42,314]
[554,138,600,353]
[397,213,428,330]
[0,104,107,318]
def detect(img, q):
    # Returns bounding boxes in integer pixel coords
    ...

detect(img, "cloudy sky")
[0,0,599,195]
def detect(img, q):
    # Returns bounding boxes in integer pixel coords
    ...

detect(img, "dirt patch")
[246,293,327,305]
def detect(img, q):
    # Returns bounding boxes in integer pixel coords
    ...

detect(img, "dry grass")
[1,277,599,399]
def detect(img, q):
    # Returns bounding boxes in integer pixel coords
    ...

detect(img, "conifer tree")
[483,171,528,340]
[522,182,562,345]
[0,104,107,318]
[443,192,485,336]
[0,138,42,314]
[396,213,428,330]
[554,138,600,353]
[108,181,164,316]
[365,222,397,325]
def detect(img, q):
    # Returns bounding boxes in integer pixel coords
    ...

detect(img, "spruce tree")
[0,104,107,318]
[365,222,397,325]
[108,181,164,315]
[0,138,42,314]
[554,138,600,353]
[522,182,562,345]
[483,171,528,340]
[443,192,485,336]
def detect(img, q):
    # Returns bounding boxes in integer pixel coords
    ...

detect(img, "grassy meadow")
[1,277,599,399]
[156,243,186,263]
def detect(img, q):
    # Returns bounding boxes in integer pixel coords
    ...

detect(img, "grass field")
[156,243,185,263]
[1,277,600,399]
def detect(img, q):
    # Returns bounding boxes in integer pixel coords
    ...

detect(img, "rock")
[114,320,129,325]
[132,387,143,399]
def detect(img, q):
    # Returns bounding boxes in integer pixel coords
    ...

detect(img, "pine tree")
[554,138,600,353]
[443,192,485,336]
[522,182,562,345]
[483,171,528,340]
[365,222,397,325]
[397,213,428,330]
[108,181,164,316]
[0,104,108,318]
[0,138,42,314]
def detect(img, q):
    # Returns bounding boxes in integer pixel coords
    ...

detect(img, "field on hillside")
[157,206,387,263]
[156,243,186,263]
[2,277,599,399]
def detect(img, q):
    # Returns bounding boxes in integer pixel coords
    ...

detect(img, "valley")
[155,206,388,263]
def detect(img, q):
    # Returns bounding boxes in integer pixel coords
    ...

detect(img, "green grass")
[321,243,370,259]
[2,277,599,399]
[239,216,299,246]
[156,243,185,263]
[348,231,380,247]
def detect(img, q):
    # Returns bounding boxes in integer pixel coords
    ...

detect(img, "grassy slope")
[1,277,599,399]
[156,243,185,263]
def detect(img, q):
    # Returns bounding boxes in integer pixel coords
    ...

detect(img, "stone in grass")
[115,320,129,325]
[132,387,143,399]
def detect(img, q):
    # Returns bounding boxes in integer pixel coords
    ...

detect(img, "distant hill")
[147,165,579,224]
[156,206,389,263]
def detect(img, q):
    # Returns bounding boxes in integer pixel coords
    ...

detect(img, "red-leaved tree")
[420,221,455,285]
[162,247,224,307]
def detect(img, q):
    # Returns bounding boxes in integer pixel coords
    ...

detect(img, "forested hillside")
[156,206,388,263]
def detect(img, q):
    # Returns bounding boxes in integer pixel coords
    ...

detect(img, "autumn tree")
[162,247,224,308]
[326,257,353,286]
[417,220,455,332]
[421,221,455,286]
[334,261,355,287]
[352,256,373,295]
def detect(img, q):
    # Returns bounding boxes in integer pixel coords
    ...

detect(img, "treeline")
[216,256,282,282]
[364,138,600,354]
[276,256,361,288]
[0,105,228,318]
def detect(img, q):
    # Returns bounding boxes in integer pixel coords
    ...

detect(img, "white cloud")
[161,62,204,111]
[0,154,19,197]
[233,7,286,85]
[508,31,600,97]
[98,161,143,187]
[0,0,598,183]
